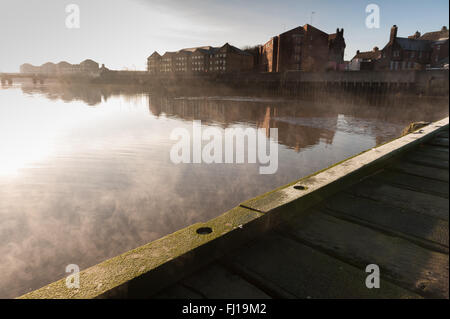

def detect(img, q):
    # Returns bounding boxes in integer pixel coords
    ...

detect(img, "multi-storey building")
[376,25,449,71]
[147,43,253,75]
[147,52,161,74]
[160,52,175,73]
[255,24,346,72]
[19,63,39,74]
[20,59,100,75]
[79,59,100,73]
[420,26,449,68]
[348,47,382,71]
[190,47,208,73]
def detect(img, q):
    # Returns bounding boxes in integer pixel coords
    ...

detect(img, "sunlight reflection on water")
[0,84,448,298]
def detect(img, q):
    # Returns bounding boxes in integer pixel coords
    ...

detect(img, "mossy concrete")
[241,117,449,226]
[19,206,265,299]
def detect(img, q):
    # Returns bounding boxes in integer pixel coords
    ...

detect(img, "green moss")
[19,207,262,299]
[241,120,448,210]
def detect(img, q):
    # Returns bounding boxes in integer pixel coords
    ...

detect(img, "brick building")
[349,47,382,71]
[79,59,100,74]
[255,24,346,72]
[147,43,253,74]
[420,26,449,68]
[147,52,162,74]
[20,59,100,75]
[376,25,449,71]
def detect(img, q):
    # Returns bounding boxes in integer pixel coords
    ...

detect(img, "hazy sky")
[0,0,448,72]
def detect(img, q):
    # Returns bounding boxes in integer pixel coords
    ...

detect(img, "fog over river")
[0,83,448,298]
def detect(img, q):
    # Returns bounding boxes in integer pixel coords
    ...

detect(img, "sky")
[0,0,448,72]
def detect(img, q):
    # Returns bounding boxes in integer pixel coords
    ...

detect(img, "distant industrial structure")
[350,25,449,71]
[20,59,102,75]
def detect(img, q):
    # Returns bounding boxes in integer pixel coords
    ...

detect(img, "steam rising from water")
[0,84,448,298]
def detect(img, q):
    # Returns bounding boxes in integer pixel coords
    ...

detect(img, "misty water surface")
[0,83,448,298]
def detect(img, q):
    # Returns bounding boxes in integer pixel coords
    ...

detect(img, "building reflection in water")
[148,96,339,152]
[0,83,446,299]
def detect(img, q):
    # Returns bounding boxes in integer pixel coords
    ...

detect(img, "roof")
[277,24,332,38]
[279,26,304,37]
[148,51,161,59]
[419,28,449,41]
[395,37,432,51]
[221,43,253,56]
[328,33,337,40]
[303,24,330,37]
[80,59,98,65]
[352,50,382,61]
[162,51,176,57]
[179,46,216,53]
[157,43,252,58]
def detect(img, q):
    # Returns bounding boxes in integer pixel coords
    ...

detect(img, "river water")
[0,83,448,298]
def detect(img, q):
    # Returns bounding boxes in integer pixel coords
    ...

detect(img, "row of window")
[392,50,430,59]
[154,53,228,62]
[390,61,417,70]
[210,53,227,58]
[154,67,228,72]
[152,57,228,66]
[210,66,227,71]
[211,60,226,65]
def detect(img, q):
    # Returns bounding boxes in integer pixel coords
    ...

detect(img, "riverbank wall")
[90,69,449,97]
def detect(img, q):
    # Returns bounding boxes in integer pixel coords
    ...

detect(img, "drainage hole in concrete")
[294,185,307,190]
[196,227,213,235]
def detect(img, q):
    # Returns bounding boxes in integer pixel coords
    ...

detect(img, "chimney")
[409,31,421,39]
[390,25,398,42]
[373,47,379,52]
[356,50,360,54]
[442,26,448,31]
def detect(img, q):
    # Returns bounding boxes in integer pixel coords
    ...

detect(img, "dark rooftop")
[419,26,449,41]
